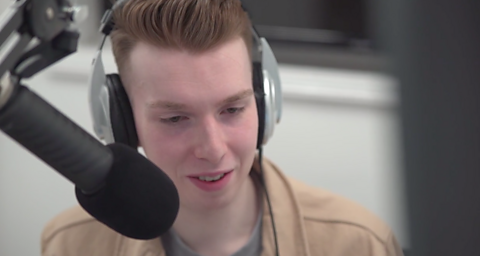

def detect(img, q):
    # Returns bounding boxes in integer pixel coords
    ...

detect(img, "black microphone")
[76,143,180,240]
[0,84,179,239]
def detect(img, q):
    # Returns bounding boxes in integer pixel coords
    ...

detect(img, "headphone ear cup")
[253,62,265,149]
[105,74,139,148]
[256,37,282,147]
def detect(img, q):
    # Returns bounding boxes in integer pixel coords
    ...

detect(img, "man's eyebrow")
[222,89,254,104]
[146,89,254,109]
[146,101,187,110]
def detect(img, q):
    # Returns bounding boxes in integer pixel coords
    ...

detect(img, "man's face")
[126,37,258,211]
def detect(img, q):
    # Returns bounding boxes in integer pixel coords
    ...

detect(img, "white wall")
[0,44,408,255]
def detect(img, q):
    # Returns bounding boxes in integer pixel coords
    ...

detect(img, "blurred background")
[0,0,408,255]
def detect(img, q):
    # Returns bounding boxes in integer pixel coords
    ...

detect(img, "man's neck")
[172,175,260,256]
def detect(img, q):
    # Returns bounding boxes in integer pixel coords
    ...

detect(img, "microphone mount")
[0,0,79,86]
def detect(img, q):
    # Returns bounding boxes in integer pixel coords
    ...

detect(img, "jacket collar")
[119,157,310,256]
[256,157,311,256]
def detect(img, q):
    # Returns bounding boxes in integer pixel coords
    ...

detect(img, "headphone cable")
[258,147,280,256]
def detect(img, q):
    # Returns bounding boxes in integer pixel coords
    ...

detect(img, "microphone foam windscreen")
[76,143,179,239]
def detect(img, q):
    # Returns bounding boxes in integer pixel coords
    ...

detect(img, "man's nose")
[193,117,227,164]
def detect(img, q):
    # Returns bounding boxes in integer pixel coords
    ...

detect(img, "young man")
[41,0,404,255]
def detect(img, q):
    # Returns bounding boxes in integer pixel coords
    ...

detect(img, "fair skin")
[124,37,260,256]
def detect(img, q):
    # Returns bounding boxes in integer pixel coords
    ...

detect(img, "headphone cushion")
[253,62,265,149]
[105,74,139,148]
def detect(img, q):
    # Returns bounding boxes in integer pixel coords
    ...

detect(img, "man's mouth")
[188,170,234,191]
[190,170,233,182]
[197,173,226,182]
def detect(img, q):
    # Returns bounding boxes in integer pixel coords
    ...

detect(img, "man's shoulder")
[43,205,93,236]
[287,177,393,244]
[42,205,105,240]
[41,205,121,255]
[262,157,404,255]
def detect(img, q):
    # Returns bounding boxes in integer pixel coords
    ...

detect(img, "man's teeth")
[198,173,225,182]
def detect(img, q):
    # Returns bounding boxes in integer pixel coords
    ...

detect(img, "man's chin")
[181,186,240,211]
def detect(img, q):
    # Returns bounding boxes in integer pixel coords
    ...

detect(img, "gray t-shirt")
[160,210,263,256]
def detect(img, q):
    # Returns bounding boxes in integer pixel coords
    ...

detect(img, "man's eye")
[225,107,244,114]
[169,116,181,122]
[160,116,183,123]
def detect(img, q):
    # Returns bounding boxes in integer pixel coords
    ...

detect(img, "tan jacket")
[41,158,404,256]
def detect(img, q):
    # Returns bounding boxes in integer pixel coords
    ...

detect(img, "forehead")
[124,37,251,89]
[123,37,253,108]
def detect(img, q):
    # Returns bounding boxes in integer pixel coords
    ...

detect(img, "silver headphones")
[88,0,282,149]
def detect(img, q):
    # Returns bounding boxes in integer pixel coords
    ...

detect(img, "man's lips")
[187,170,233,178]
[187,170,234,192]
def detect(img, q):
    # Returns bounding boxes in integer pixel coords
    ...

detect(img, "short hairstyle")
[110,0,253,80]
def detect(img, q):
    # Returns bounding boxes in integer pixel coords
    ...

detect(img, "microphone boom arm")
[0,0,78,82]
[0,0,112,194]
